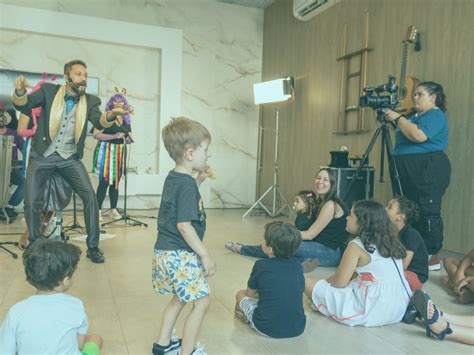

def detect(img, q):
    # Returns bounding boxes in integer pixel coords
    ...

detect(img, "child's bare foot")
[443,275,451,287]
[234,309,249,324]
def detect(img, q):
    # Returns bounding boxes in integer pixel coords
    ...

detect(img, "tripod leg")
[0,245,18,259]
[123,215,148,227]
[274,186,291,216]
[384,128,403,196]
[2,207,11,224]
[242,185,274,218]
[380,128,386,183]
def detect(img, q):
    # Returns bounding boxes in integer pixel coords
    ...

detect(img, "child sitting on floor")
[0,240,103,354]
[386,196,429,290]
[443,249,474,304]
[293,190,317,231]
[305,200,410,327]
[235,221,306,338]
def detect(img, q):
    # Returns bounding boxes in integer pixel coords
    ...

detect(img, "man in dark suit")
[12,60,130,263]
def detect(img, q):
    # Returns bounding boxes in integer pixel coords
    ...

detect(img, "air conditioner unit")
[293,0,340,21]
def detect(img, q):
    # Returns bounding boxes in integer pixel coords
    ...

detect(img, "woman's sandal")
[413,290,453,340]
[224,242,242,253]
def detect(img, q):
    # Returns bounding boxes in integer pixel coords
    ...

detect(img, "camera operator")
[384,82,450,271]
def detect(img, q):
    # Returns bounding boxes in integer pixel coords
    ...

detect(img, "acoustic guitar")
[397,26,420,113]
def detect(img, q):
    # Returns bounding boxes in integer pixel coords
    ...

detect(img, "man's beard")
[70,81,87,96]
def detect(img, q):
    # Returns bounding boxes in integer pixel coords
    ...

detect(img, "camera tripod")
[342,109,403,202]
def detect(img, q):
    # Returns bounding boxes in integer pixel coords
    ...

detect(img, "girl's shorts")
[152,249,210,303]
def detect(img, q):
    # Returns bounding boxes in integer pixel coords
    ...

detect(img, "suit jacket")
[12,83,112,159]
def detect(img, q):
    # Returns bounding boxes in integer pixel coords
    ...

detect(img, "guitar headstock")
[403,26,419,44]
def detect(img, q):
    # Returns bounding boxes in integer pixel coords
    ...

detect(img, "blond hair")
[162,117,211,163]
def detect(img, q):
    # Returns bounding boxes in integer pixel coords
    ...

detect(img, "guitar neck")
[399,42,408,91]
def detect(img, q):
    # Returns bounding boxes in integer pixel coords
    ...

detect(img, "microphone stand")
[101,136,147,228]
[62,192,85,234]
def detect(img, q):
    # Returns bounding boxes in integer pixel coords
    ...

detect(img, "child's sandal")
[427,321,453,341]
[413,290,451,340]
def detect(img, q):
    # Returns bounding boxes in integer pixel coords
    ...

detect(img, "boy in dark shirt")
[152,117,216,355]
[386,196,429,290]
[235,221,306,338]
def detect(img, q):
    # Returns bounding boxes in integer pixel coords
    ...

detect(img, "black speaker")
[323,166,374,210]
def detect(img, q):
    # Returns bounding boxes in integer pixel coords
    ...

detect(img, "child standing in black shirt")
[152,117,216,355]
[235,222,306,338]
[386,196,429,290]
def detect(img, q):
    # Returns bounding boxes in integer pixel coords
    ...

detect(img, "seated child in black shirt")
[234,222,306,338]
[386,196,429,290]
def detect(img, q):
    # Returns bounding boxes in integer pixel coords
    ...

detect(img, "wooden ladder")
[336,13,372,135]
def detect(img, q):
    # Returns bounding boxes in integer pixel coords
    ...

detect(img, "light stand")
[342,109,403,202]
[101,141,148,228]
[243,108,290,218]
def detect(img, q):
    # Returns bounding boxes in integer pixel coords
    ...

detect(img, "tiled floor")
[1,209,473,354]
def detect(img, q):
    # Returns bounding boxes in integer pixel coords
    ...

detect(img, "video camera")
[359,75,399,111]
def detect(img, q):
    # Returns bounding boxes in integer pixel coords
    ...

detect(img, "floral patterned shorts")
[152,249,210,303]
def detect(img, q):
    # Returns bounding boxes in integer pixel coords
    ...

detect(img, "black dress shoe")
[87,247,105,263]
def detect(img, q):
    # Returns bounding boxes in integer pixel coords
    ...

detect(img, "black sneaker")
[152,337,181,355]
[87,247,105,263]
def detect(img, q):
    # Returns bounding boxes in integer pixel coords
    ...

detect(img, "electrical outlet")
[126,166,138,174]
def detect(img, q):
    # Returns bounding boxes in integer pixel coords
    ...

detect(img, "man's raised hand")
[14,75,29,96]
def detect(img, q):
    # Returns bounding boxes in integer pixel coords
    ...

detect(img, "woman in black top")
[92,92,133,221]
[225,168,349,267]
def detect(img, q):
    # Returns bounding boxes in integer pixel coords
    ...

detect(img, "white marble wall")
[0,0,263,209]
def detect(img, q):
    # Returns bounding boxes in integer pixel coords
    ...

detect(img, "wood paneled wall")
[258,0,474,253]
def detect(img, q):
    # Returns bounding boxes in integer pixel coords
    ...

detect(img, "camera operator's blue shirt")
[394,108,448,155]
